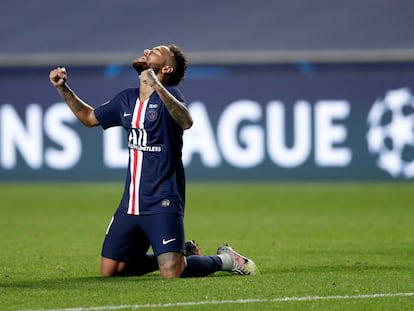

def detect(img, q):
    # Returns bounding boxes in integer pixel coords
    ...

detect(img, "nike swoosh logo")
[123,112,131,117]
[162,238,177,245]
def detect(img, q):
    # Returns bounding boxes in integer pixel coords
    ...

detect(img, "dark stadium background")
[1,0,414,182]
[1,0,413,58]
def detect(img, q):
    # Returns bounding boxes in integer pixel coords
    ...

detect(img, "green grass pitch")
[0,182,413,310]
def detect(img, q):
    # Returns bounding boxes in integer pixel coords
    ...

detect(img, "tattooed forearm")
[56,84,98,127]
[153,84,193,130]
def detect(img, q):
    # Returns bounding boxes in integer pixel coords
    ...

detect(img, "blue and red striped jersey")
[94,87,186,216]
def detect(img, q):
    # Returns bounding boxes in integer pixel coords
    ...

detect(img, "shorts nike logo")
[162,238,177,245]
[123,112,131,117]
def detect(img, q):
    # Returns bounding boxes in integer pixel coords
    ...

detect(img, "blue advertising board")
[1,62,414,181]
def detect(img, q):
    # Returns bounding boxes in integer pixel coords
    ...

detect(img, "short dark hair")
[164,44,187,86]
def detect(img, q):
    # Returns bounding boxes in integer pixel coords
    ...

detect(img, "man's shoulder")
[163,85,185,102]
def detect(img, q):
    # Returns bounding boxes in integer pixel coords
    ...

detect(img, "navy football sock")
[120,254,159,276]
[180,255,223,278]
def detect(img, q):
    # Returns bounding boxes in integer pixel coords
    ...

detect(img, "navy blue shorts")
[101,208,185,262]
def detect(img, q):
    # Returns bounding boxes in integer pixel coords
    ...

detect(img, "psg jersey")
[94,87,186,216]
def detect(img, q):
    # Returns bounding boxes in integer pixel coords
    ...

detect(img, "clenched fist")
[49,67,67,87]
[140,68,161,88]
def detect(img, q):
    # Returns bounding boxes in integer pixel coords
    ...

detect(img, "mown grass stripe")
[20,292,414,311]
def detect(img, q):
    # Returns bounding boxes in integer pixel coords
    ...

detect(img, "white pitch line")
[20,292,414,311]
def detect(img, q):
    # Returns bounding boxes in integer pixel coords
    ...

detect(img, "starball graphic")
[366,88,414,179]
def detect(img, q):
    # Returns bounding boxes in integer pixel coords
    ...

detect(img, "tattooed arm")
[142,69,193,130]
[49,67,99,127]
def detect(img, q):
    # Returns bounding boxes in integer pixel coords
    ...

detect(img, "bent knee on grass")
[100,257,126,277]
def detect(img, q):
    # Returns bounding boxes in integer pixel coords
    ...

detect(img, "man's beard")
[132,60,161,74]
[132,60,148,74]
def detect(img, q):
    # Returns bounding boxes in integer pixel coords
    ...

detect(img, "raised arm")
[49,67,99,127]
[142,69,193,130]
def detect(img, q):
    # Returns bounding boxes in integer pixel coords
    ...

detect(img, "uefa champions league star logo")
[366,88,414,179]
